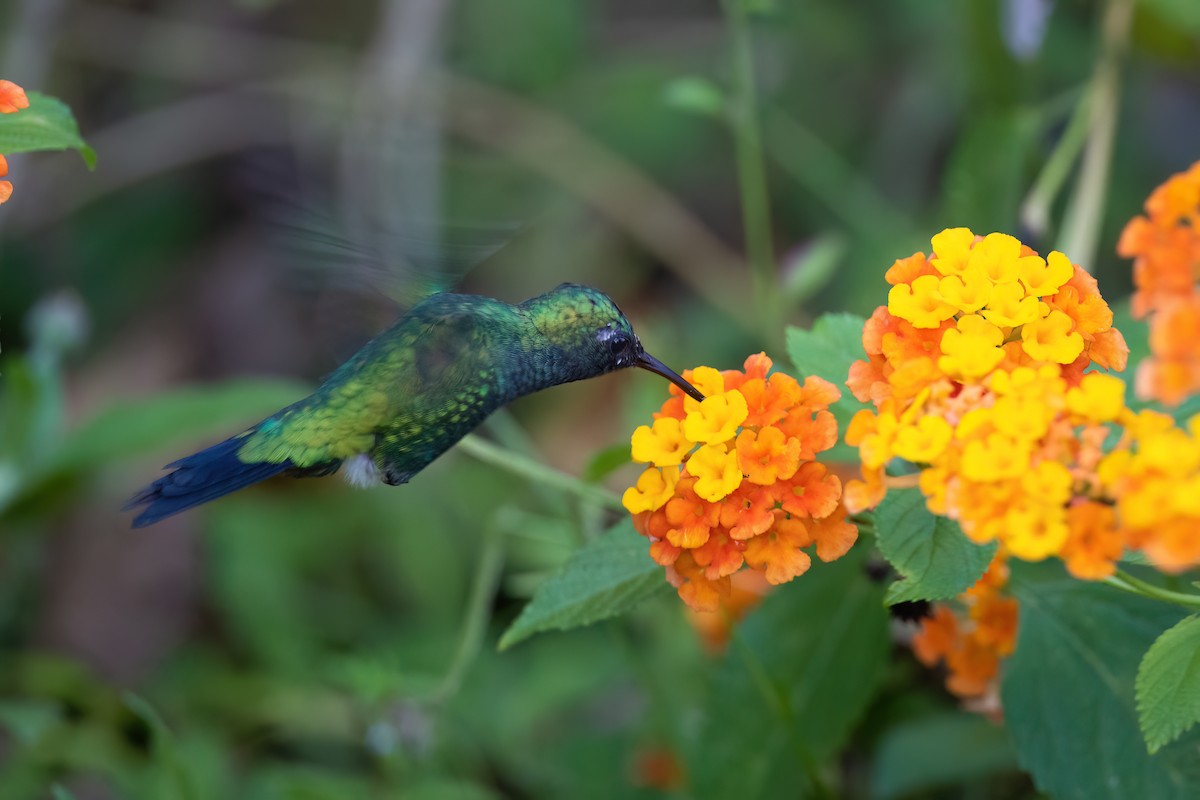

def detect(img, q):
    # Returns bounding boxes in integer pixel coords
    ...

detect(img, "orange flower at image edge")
[0,80,30,205]
[837,227,1200,579]
[623,353,857,611]
[1117,160,1200,405]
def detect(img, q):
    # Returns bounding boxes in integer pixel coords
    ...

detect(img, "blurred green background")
[1,0,1197,797]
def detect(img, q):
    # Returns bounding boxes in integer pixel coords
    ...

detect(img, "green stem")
[1056,0,1135,266]
[1105,569,1200,611]
[432,514,506,704]
[457,434,625,512]
[1020,86,1092,238]
[723,0,780,346]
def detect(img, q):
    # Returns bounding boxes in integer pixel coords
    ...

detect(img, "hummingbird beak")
[635,351,706,403]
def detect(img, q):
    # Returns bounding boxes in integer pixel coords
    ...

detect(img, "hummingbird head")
[522,284,705,402]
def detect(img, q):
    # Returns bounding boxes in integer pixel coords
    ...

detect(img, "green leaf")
[51,379,308,472]
[1137,614,1200,753]
[1003,563,1200,799]
[689,549,889,799]
[1142,0,1200,33]
[870,712,1019,800]
[780,232,847,307]
[498,520,666,650]
[785,312,869,460]
[582,442,633,483]
[0,91,95,168]
[663,76,727,117]
[874,488,996,604]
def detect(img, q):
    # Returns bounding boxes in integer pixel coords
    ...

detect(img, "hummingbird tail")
[124,435,296,528]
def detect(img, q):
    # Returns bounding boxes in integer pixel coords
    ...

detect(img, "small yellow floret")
[937,314,1006,379]
[1021,310,1084,364]
[622,467,679,513]
[888,274,958,328]
[966,233,1022,284]
[1066,373,1126,424]
[938,272,992,313]
[893,415,953,463]
[1020,251,1074,297]
[683,390,749,444]
[980,281,1041,327]
[631,417,693,466]
[686,443,743,501]
[930,227,976,276]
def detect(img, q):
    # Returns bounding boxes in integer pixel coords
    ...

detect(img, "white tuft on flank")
[342,454,382,488]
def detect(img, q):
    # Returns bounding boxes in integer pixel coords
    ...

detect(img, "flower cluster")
[911,553,1017,702]
[623,353,856,611]
[1117,160,1200,405]
[1097,410,1200,572]
[845,229,1135,576]
[0,80,30,205]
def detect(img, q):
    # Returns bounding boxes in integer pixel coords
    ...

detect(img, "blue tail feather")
[125,435,295,528]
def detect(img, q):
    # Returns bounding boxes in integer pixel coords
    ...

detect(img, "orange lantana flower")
[0,80,30,206]
[626,353,854,611]
[1118,161,1200,405]
[912,553,1018,702]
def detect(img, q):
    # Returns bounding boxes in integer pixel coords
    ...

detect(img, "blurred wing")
[234,301,489,469]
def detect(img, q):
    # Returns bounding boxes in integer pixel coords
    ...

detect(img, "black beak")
[636,351,706,403]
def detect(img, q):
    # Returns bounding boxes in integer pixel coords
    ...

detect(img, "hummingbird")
[126,283,705,527]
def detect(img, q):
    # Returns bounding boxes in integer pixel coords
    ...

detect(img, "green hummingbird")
[126,283,704,527]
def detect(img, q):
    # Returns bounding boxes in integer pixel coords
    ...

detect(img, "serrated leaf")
[1137,614,1200,753]
[875,488,996,604]
[689,549,889,799]
[0,91,95,168]
[498,520,666,650]
[870,712,1019,800]
[1003,563,1200,799]
[785,313,869,460]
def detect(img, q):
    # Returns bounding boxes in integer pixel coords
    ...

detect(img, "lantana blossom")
[1117,160,1200,405]
[0,80,30,205]
[624,353,854,611]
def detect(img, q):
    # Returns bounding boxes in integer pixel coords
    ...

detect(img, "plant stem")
[1020,86,1092,239]
[432,513,506,703]
[1104,569,1200,611]
[1056,0,1135,266]
[457,434,625,512]
[723,0,780,346]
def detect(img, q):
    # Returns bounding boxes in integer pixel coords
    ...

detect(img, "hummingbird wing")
[126,295,514,527]
[236,294,512,478]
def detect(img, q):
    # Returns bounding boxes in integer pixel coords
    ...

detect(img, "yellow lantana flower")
[623,467,680,513]
[980,282,1041,327]
[892,415,953,464]
[930,227,975,276]
[1065,373,1126,424]
[686,443,743,501]
[683,391,749,444]
[631,417,692,466]
[888,274,958,328]
[1021,310,1084,363]
[1020,251,1074,297]
[938,314,1005,379]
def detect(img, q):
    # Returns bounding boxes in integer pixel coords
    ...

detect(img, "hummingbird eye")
[607,332,630,355]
